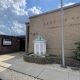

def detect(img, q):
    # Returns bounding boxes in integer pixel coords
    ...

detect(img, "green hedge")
[74,41,80,60]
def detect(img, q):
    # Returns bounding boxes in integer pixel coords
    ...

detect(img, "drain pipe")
[25,22,29,54]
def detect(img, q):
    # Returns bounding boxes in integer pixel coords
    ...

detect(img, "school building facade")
[26,3,80,58]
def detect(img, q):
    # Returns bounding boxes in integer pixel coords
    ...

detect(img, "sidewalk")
[0,52,80,80]
[0,66,39,80]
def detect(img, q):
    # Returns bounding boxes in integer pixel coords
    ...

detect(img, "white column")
[34,43,36,55]
[39,43,41,56]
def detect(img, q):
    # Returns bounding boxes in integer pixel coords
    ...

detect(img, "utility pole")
[60,0,66,67]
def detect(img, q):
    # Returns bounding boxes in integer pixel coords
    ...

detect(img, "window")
[2,38,12,46]
[33,33,38,36]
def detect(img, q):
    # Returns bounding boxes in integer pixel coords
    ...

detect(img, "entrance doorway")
[17,36,25,51]
[20,38,25,51]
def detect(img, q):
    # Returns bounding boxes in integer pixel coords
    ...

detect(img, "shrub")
[74,41,80,60]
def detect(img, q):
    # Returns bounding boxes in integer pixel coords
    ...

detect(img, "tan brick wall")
[28,6,80,57]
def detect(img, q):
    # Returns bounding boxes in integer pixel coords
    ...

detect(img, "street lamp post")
[60,0,66,67]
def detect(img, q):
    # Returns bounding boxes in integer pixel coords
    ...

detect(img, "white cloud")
[28,6,42,15]
[0,24,12,35]
[64,2,75,7]
[59,2,75,8]
[12,0,28,16]
[0,24,5,28]
[0,31,5,35]
[11,21,26,35]
[0,0,28,16]
[0,0,42,35]
[0,0,28,36]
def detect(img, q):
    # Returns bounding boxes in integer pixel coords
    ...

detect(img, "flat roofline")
[29,3,80,19]
[0,34,25,38]
[0,34,14,37]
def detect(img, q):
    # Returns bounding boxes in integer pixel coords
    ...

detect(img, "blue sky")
[0,0,80,36]
[28,0,80,14]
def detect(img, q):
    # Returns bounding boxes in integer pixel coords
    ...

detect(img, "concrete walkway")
[0,66,39,80]
[0,52,80,80]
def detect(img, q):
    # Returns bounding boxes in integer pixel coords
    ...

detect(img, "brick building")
[26,3,80,58]
[0,35,25,54]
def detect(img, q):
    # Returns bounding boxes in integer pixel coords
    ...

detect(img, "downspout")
[25,22,29,54]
